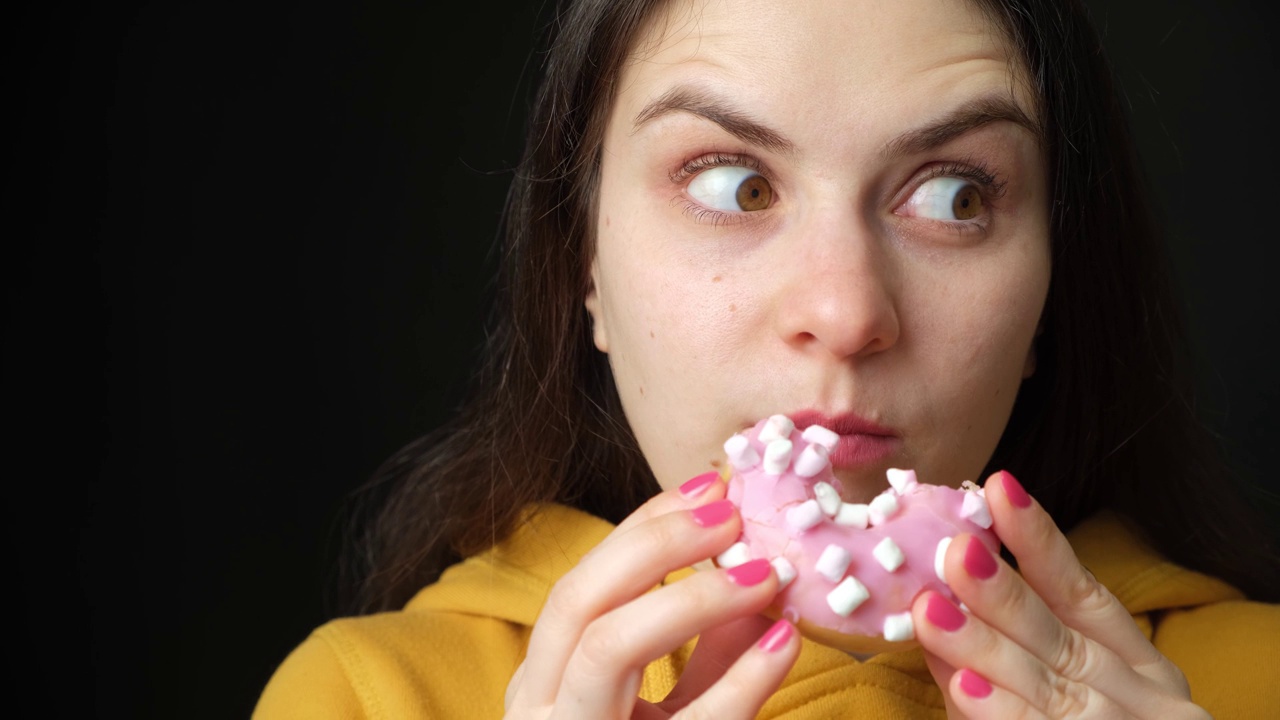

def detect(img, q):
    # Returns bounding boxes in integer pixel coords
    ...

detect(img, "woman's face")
[585,0,1050,500]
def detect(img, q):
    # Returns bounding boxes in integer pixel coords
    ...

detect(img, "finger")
[505,660,525,712]
[554,559,780,717]
[657,613,775,710]
[945,668,1052,720]
[516,498,742,707]
[672,619,801,719]
[922,650,965,720]
[614,471,727,535]
[915,586,1161,717]
[984,470,1165,671]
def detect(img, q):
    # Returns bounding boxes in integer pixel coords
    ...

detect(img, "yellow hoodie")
[255,505,1279,718]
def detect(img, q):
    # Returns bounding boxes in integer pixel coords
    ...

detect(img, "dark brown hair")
[341,0,1279,614]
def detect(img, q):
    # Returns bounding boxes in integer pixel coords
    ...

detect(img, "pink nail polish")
[679,471,719,498]
[757,619,793,653]
[925,592,966,632]
[727,558,771,586]
[964,536,998,580]
[691,499,734,527]
[999,470,1032,508]
[957,668,993,699]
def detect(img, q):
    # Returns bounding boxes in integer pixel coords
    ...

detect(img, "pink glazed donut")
[717,414,1000,653]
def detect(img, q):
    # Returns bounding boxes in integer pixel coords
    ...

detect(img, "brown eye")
[952,186,982,219]
[735,175,773,211]
[688,165,775,213]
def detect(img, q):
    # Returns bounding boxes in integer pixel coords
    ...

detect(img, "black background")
[5,1,1276,717]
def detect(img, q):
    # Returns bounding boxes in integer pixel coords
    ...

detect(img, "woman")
[256,0,1280,716]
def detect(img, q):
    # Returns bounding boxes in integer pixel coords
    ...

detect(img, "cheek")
[601,253,754,387]
[595,199,759,372]
[916,244,1049,411]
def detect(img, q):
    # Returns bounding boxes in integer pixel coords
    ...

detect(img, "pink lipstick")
[787,410,900,469]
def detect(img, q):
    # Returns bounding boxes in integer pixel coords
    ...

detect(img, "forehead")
[613,0,1033,144]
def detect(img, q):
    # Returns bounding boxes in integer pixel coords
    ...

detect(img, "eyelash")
[671,152,769,227]
[912,158,1007,236]
[671,152,1008,232]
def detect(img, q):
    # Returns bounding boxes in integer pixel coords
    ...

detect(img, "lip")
[787,409,901,469]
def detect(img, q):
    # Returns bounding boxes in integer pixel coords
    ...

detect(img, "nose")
[773,212,900,360]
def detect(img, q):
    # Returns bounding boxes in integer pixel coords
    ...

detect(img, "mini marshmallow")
[834,502,870,529]
[716,541,752,568]
[815,544,852,583]
[771,556,797,589]
[934,536,953,583]
[785,499,824,532]
[813,481,841,517]
[886,468,919,495]
[758,414,796,443]
[827,576,870,617]
[763,439,793,475]
[882,612,915,642]
[961,491,993,529]
[868,492,901,525]
[724,434,760,470]
[872,537,906,572]
[793,443,829,478]
[801,424,839,452]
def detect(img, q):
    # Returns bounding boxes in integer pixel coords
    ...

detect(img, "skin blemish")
[729,304,737,312]
[649,330,655,338]
[710,458,722,468]
[713,275,722,282]
[639,385,645,397]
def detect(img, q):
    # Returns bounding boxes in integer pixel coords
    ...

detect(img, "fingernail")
[925,592,966,632]
[964,536,998,580]
[999,470,1032,508]
[691,499,735,527]
[957,668,993,699]
[727,558,771,586]
[679,471,719,498]
[757,619,794,653]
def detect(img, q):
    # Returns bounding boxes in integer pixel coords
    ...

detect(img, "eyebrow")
[881,95,1042,159]
[633,86,796,154]
[633,85,1040,158]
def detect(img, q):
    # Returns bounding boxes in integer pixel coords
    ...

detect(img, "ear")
[1022,320,1044,379]
[583,264,609,353]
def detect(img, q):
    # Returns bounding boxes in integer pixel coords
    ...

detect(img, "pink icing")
[722,415,1000,644]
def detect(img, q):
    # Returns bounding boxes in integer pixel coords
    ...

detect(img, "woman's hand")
[913,471,1208,719]
[503,473,801,719]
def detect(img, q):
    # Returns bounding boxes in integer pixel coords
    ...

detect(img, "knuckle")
[545,572,592,622]
[645,512,686,549]
[577,617,629,672]
[1055,569,1114,618]
[1042,674,1092,718]
[1049,627,1095,680]
[1167,662,1192,695]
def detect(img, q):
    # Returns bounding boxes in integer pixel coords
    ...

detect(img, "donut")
[716,414,1000,653]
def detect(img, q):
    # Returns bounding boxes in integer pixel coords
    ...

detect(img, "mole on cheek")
[639,385,645,397]
[729,304,737,312]
[649,330,655,338]
[713,275,722,283]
